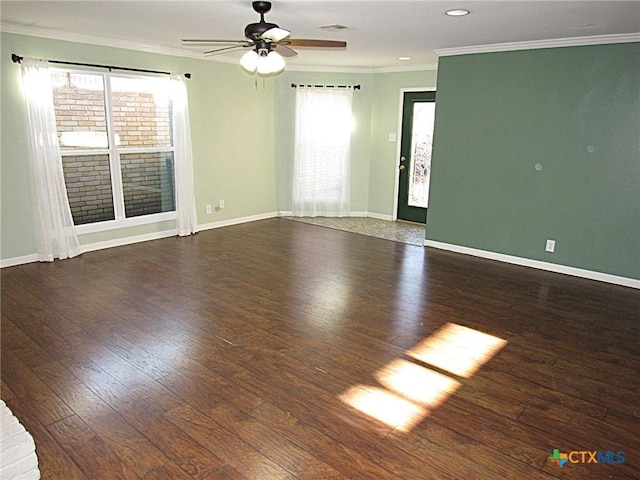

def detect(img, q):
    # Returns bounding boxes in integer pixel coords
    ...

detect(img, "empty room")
[1,1,638,479]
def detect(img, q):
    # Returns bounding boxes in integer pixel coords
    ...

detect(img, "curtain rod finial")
[12,53,23,64]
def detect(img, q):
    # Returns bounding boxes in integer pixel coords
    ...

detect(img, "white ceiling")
[2,1,639,71]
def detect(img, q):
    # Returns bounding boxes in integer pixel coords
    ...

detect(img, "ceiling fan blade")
[272,44,298,58]
[182,39,250,45]
[261,27,291,42]
[285,39,347,48]
[203,44,251,56]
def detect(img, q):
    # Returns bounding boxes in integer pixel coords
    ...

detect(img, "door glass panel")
[408,102,435,208]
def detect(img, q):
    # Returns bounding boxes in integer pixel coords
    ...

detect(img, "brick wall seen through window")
[52,72,175,225]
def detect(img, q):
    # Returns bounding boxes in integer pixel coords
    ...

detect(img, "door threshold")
[395,219,426,227]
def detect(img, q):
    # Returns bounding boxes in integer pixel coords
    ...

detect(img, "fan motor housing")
[245,21,279,41]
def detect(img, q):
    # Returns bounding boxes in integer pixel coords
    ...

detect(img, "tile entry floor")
[283,216,426,246]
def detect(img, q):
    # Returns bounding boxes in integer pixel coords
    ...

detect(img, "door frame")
[392,87,436,222]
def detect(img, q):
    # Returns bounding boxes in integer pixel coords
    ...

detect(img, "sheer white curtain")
[292,87,353,216]
[21,58,81,261]
[170,74,199,236]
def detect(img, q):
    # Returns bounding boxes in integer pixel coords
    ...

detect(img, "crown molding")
[276,62,438,74]
[285,64,375,74]
[435,33,640,57]
[374,62,438,74]
[0,22,240,64]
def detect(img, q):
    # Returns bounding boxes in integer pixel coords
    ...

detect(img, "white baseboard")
[1,211,394,267]
[278,211,393,221]
[424,239,640,289]
[81,229,178,254]
[0,212,279,268]
[0,230,178,268]
[0,253,40,268]
[199,211,279,231]
[367,212,394,221]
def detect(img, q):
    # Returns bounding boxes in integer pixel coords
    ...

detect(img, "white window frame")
[53,67,177,235]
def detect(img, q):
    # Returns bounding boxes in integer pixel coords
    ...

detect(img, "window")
[51,70,175,226]
[292,87,354,217]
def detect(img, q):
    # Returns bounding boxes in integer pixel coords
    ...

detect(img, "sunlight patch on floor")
[408,323,508,378]
[339,322,507,432]
[377,359,461,406]
[340,385,427,432]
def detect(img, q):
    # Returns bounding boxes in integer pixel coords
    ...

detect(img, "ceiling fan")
[182,1,347,76]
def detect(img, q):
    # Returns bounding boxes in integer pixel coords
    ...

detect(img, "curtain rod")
[11,54,191,79]
[291,83,360,90]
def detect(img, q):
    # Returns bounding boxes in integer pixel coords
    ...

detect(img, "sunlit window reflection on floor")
[407,323,508,378]
[340,386,427,432]
[377,359,460,406]
[339,323,507,432]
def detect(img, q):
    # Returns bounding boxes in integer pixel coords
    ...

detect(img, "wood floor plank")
[248,400,409,480]
[164,404,298,480]
[141,464,194,480]
[47,414,140,480]
[229,365,467,479]
[31,360,177,479]
[1,351,74,426]
[384,423,557,480]
[1,218,638,479]
[465,368,608,421]
[202,464,250,480]
[1,379,16,401]
[508,360,638,417]
[207,403,350,479]
[118,405,226,479]
[1,315,53,370]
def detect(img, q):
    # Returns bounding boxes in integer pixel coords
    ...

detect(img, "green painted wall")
[427,43,640,279]
[1,32,278,260]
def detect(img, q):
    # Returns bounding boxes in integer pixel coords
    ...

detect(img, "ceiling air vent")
[318,24,349,31]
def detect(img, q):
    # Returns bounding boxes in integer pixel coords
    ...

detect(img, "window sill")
[75,212,177,235]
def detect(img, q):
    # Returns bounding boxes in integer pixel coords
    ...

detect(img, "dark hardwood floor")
[1,218,638,479]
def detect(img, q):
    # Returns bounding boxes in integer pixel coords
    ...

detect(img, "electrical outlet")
[545,239,556,253]
[205,204,212,214]
[219,199,225,209]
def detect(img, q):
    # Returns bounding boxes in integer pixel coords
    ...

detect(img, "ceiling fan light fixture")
[256,50,285,76]
[184,1,345,75]
[240,50,259,73]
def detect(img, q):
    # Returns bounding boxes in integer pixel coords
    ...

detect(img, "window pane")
[61,154,115,224]
[293,88,353,212]
[52,72,108,150]
[408,102,435,208]
[111,76,172,148]
[121,152,175,218]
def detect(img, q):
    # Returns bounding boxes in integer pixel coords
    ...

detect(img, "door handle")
[399,165,406,170]
[400,156,406,162]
